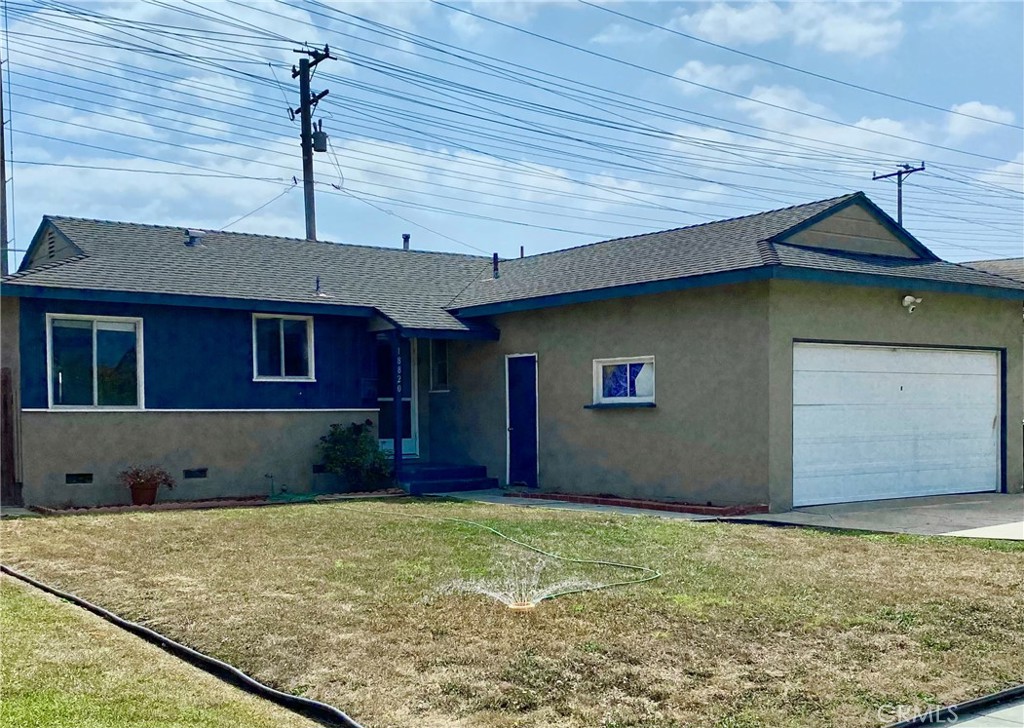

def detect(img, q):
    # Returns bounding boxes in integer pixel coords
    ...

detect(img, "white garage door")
[793,343,1000,506]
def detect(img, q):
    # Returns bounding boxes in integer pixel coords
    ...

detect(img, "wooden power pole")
[291,46,332,241]
[873,163,926,226]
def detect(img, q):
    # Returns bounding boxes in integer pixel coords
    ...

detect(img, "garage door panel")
[794,403,998,438]
[795,345,998,376]
[794,371,997,406]
[792,344,999,507]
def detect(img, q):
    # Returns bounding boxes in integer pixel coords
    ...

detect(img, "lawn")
[1,498,1022,728]
[0,576,320,728]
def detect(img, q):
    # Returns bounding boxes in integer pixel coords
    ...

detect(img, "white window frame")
[592,355,655,405]
[429,339,450,393]
[46,313,145,410]
[251,314,316,382]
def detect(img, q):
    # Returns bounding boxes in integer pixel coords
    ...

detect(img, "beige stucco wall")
[767,279,1024,511]
[20,409,377,508]
[432,282,772,505]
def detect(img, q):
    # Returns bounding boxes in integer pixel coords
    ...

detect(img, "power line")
[581,0,1023,131]
[430,1,1022,167]
[221,182,296,230]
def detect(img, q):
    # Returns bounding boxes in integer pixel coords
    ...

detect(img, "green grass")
[2,498,1022,727]
[0,577,319,728]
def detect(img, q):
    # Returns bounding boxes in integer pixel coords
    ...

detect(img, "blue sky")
[3,0,1022,269]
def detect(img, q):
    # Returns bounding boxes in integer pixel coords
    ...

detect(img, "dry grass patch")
[1,498,1022,727]
[0,576,321,728]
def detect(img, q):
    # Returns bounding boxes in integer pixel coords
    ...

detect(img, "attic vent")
[45,230,57,259]
[185,229,206,247]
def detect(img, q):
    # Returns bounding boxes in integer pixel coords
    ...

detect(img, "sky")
[2,0,1022,271]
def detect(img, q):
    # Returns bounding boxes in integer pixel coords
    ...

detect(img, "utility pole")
[290,46,332,241]
[1,60,8,276]
[872,162,925,226]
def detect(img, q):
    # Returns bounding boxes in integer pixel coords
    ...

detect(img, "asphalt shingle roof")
[4,194,1022,329]
[962,258,1024,284]
[448,194,856,310]
[5,217,494,332]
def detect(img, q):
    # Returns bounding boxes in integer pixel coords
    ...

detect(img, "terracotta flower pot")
[129,483,159,506]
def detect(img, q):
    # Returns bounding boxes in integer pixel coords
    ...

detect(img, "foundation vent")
[183,468,208,479]
[65,473,93,484]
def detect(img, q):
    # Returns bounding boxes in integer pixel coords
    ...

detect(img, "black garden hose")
[0,564,364,728]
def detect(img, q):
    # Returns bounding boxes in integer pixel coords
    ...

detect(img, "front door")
[377,336,418,457]
[506,354,538,487]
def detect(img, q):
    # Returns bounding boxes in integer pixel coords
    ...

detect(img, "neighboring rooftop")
[963,258,1024,284]
[3,193,1023,330]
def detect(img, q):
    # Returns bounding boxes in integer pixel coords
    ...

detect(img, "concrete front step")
[406,477,500,496]
[400,463,488,482]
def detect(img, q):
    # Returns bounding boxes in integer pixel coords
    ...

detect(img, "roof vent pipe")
[402,233,410,251]
[185,229,205,247]
[492,253,499,279]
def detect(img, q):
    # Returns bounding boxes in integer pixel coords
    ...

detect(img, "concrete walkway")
[738,493,1024,540]
[952,698,1024,726]
[435,491,1024,540]
[433,489,716,521]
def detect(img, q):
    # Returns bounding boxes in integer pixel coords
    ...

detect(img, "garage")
[793,343,1001,506]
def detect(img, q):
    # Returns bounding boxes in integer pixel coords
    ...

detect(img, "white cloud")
[589,23,657,46]
[974,152,1024,194]
[673,61,758,94]
[947,101,1016,139]
[671,1,904,58]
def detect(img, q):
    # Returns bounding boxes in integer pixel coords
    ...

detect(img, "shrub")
[117,465,175,491]
[319,420,393,490]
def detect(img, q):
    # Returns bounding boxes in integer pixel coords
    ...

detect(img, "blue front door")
[506,354,538,487]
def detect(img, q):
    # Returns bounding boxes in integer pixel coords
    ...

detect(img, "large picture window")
[48,315,143,408]
[593,356,655,404]
[252,315,314,380]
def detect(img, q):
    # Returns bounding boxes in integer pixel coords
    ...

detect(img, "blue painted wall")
[19,298,378,409]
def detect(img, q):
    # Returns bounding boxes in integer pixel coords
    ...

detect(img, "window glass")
[255,317,283,377]
[597,357,654,402]
[630,361,654,398]
[96,322,138,406]
[282,319,310,377]
[51,319,93,406]
[602,363,629,398]
[431,340,449,390]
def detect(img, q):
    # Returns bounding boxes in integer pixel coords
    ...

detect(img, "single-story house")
[1,191,1022,511]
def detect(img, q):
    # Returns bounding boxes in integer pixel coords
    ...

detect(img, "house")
[1,192,1022,511]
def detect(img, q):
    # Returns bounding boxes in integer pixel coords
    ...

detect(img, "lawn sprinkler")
[507,601,537,612]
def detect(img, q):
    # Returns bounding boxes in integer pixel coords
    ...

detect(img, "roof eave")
[449,266,774,318]
[0,282,379,316]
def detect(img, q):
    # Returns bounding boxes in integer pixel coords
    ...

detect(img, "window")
[48,315,143,408]
[430,339,449,391]
[252,315,314,380]
[593,356,655,404]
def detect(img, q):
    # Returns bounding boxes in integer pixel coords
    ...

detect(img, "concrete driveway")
[739,493,1024,540]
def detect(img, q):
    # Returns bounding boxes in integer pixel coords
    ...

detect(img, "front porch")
[375,330,504,496]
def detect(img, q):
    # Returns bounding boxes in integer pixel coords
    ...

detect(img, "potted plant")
[118,465,175,506]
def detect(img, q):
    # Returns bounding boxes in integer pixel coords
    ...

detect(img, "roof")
[447,192,1024,312]
[4,217,494,333]
[4,193,1022,330]
[962,258,1024,284]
